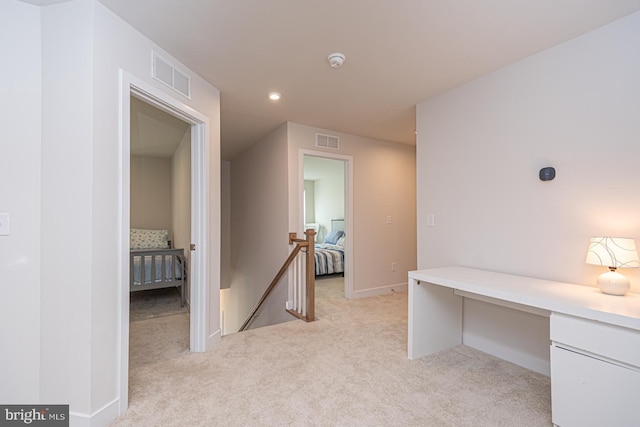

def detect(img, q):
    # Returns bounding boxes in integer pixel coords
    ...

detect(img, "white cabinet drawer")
[550,313,640,367]
[551,345,640,427]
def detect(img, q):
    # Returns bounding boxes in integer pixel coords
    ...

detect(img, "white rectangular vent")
[152,52,191,99]
[316,133,340,150]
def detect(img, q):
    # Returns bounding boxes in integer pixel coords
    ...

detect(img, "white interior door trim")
[118,70,210,414]
[188,119,210,353]
[298,149,354,299]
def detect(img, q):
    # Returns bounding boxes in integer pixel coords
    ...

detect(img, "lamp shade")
[585,237,640,269]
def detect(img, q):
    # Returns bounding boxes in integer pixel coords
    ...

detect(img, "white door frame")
[299,149,354,299]
[118,70,210,412]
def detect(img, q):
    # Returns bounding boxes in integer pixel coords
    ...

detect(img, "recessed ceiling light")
[268,92,281,101]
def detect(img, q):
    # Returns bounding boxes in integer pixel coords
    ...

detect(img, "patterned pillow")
[130,228,169,249]
[336,235,346,247]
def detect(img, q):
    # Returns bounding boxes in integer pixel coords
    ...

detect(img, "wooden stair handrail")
[238,229,316,332]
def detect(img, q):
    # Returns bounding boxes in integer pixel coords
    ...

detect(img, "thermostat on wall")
[539,167,556,181]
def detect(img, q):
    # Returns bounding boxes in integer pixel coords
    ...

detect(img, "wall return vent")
[152,52,191,99]
[315,133,340,150]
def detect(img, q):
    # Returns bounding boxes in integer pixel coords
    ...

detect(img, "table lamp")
[585,237,639,296]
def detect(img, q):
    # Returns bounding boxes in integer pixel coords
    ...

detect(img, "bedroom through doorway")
[303,154,350,301]
[128,95,191,375]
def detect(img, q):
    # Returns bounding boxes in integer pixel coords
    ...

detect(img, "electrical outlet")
[391,262,397,272]
[386,215,392,225]
[427,214,435,227]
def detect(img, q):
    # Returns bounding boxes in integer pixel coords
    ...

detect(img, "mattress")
[314,243,344,276]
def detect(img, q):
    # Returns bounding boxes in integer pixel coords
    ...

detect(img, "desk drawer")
[551,345,640,426]
[550,313,640,367]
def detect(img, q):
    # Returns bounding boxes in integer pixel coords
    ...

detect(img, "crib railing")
[238,229,316,332]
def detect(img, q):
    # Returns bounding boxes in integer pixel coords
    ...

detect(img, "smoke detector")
[327,53,346,68]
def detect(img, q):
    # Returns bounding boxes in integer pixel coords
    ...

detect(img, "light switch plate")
[0,213,10,236]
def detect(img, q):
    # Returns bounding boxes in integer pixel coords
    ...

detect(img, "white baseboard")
[463,333,551,376]
[206,328,221,350]
[70,397,119,427]
[351,282,407,299]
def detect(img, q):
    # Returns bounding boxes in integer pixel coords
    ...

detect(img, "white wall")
[304,180,315,223]
[40,0,94,412]
[416,11,640,373]
[0,0,42,403]
[131,155,173,230]
[5,0,221,423]
[220,160,231,289]
[225,124,290,334]
[288,123,417,297]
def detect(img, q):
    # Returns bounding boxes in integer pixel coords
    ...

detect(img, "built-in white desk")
[408,267,640,427]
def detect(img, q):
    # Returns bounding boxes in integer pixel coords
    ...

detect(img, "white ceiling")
[130,96,189,158]
[99,0,640,160]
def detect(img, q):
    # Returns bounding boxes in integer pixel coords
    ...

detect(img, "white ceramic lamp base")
[597,270,630,296]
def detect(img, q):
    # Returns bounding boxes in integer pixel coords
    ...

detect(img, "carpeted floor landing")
[114,275,551,426]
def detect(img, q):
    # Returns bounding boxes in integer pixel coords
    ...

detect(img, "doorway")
[119,72,211,412]
[300,150,353,299]
[128,95,191,361]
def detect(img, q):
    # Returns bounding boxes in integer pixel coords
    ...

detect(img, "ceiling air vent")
[316,133,340,150]
[152,52,191,99]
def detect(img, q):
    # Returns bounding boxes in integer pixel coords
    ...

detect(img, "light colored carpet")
[129,287,187,322]
[114,276,551,426]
